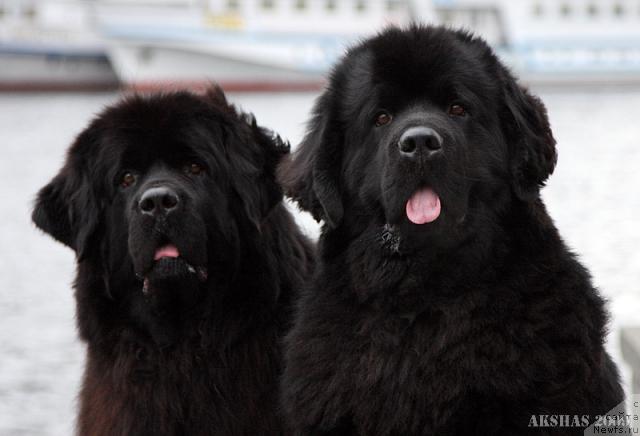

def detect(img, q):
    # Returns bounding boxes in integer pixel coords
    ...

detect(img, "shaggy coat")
[279,26,623,436]
[33,87,313,435]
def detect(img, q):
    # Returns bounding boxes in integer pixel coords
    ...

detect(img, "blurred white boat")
[2,0,640,91]
[95,0,434,91]
[436,0,640,86]
[0,0,118,91]
[95,0,640,90]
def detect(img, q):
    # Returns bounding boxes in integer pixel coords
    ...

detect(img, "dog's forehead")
[72,121,224,188]
[343,29,496,107]
[98,94,227,154]
[116,126,219,167]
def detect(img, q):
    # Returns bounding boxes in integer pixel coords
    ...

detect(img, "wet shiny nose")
[398,126,443,158]
[138,186,179,217]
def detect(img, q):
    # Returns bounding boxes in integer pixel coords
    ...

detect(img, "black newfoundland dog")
[279,26,623,435]
[33,87,313,435]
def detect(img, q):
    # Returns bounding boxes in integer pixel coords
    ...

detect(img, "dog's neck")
[319,195,559,310]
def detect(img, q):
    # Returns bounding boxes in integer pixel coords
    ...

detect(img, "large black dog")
[33,87,313,435]
[279,26,624,435]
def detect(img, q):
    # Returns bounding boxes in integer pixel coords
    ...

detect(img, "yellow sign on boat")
[203,13,244,30]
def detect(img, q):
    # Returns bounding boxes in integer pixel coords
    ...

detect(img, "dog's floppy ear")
[501,72,557,201]
[32,172,75,249]
[32,130,102,261]
[203,85,290,228]
[278,91,344,227]
[246,114,291,221]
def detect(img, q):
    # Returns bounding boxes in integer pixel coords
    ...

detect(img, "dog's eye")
[186,163,204,175]
[374,111,392,127]
[120,172,136,188]
[448,104,467,117]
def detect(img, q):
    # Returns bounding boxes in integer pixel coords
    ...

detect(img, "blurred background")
[1,0,639,434]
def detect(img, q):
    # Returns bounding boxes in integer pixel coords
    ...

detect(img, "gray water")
[0,90,639,435]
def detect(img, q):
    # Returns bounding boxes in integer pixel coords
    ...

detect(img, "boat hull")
[0,49,119,92]
[107,41,326,92]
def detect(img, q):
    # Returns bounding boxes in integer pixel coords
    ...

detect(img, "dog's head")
[33,87,289,314]
[280,26,556,251]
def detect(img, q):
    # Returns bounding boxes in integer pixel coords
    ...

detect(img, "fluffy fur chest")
[341,304,520,428]
[78,333,284,436]
[283,277,561,435]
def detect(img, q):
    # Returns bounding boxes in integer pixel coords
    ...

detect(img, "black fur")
[279,26,623,435]
[33,86,314,435]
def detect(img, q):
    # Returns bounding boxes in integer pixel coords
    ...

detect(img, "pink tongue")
[154,244,180,260]
[406,188,441,224]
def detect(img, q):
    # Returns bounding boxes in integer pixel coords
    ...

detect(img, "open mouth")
[405,187,441,224]
[141,243,208,294]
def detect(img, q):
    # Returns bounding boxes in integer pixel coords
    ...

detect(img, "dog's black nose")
[398,127,443,157]
[138,186,180,217]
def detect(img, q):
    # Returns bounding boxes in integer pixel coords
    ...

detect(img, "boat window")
[587,4,598,17]
[439,10,452,24]
[226,0,239,11]
[138,47,153,64]
[325,0,336,11]
[613,4,624,17]
[23,4,36,20]
[532,3,543,18]
[295,0,307,11]
[386,0,403,11]
[261,0,275,11]
[355,0,366,13]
